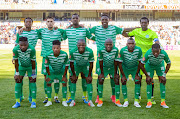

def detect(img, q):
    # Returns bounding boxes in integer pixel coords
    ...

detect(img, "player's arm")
[98,50,105,79]
[86,29,95,41]
[88,49,94,77]
[164,51,171,76]
[44,54,51,82]
[30,48,36,81]
[135,48,143,79]
[15,33,20,46]
[88,26,96,35]
[13,48,20,82]
[114,48,120,78]
[62,29,67,41]
[69,51,77,82]
[62,54,69,83]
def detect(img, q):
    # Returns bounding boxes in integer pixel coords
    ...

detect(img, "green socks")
[82,78,87,92]
[44,80,47,95]
[15,83,21,101]
[68,78,71,97]
[110,78,115,95]
[71,83,76,100]
[62,86,67,99]
[135,84,140,99]
[30,83,37,101]
[87,84,93,100]
[160,83,166,100]
[147,84,152,100]
[98,84,103,98]
[115,84,120,100]
[54,83,60,94]
[47,86,52,99]
[122,84,127,99]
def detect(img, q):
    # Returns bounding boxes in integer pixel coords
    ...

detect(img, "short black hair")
[19,37,28,42]
[140,17,149,23]
[77,39,85,44]
[101,14,110,19]
[129,37,134,40]
[24,17,33,23]
[53,40,61,45]
[152,43,160,49]
[72,13,79,17]
[46,16,54,20]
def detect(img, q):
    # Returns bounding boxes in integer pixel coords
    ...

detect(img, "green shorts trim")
[69,65,89,77]
[120,66,138,80]
[47,72,66,84]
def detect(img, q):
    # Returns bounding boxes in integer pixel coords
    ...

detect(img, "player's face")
[127,40,135,51]
[140,19,149,29]
[101,16,109,27]
[52,45,61,56]
[105,42,113,52]
[24,19,32,28]
[77,42,86,54]
[46,18,55,29]
[19,41,28,52]
[71,15,79,25]
[152,48,160,57]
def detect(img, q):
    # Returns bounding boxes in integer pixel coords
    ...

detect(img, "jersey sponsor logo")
[143,57,145,61]
[45,59,48,63]
[146,35,149,38]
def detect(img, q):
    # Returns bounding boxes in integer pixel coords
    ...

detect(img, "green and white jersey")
[89,25,124,52]
[63,26,95,52]
[98,46,119,68]
[128,28,158,56]
[38,28,64,57]
[15,30,40,47]
[118,46,142,70]
[45,50,69,74]
[141,48,171,67]
[13,44,36,67]
[69,47,94,66]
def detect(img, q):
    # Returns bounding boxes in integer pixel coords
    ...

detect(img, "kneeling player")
[12,37,37,108]
[69,39,95,107]
[97,38,122,107]
[141,43,171,108]
[44,40,69,107]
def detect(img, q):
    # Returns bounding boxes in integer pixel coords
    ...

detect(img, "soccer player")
[69,39,95,107]
[118,37,151,107]
[97,38,121,107]
[141,43,171,108]
[44,40,69,107]
[89,14,137,103]
[15,17,39,103]
[127,17,160,103]
[12,37,37,108]
[63,13,95,104]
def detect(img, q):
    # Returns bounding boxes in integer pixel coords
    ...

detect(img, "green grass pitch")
[0,49,180,119]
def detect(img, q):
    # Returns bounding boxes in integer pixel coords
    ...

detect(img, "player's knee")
[99,79,104,85]
[47,83,51,87]
[114,79,119,85]
[135,80,141,84]
[62,83,67,87]
[122,81,126,85]
[87,79,92,84]
[71,80,77,84]
[81,73,85,79]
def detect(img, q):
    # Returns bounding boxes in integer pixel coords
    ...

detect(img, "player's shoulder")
[13,45,20,50]
[28,44,35,49]
[70,47,78,53]
[112,46,119,51]
[121,46,128,51]
[147,28,156,33]
[134,46,142,51]
[160,49,167,55]
[146,48,152,54]
[86,47,93,52]
[46,50,53,56]
[60,50,68,55]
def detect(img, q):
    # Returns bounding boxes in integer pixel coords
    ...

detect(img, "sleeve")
[15,33,19,45]
[115,26,124,35]
[44,54,50,67]
[86,29,95,41]
[58,28,65,41]
[118,49,124,62]
[138,48,143,61]
[115,48,119,61]
[128,29,135,37]
[30,48,36,61]
[98,50,103,61]
[89,26,96,34]
[69,50,74,62]
[64,53,69,66]
[13,47,18,60]
[89,49,94,62]
[62,29,67,41]
[163,51,171,64]
[152,31,159,42]
[37,29,42,39]
[141,50,149,64]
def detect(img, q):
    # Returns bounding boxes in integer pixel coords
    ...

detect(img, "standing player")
[69,39,95,107]
[141,44,171,108]
[97,38,121,107]
[127,17,160,103]
[12,37,37,108]
[44,40,69,107]
[89,14,137,103]
[118,37,151,107]
[63,13,95,104]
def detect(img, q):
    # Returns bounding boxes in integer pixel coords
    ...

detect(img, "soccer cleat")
[30,102,36,108]
[123,101,129,107]
[82,96,88,104]
[138,96,141,103]
[146,101,152,108]
[44,101,52,106]
[54,98,60,103]
[28,96,32,103]
[151,97,156,104]
[110,95,116,103]
[69,100,75,107]
[20,96,24,102]
[12,102,20,108]
[95,95,99,103]
[160,101,169,108]
[134,101,141,107]
[62,101,68,107]
[88,100,95,107]
[43,98,48,103]
[115,100,123,107]
[66,97,72,103]
[97,100,103,107]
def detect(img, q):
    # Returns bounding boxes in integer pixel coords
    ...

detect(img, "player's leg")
[44,75,53,107]
[121,70,129,107]
[61,74,68,107]
[54,78,60,103]
[42,57,48,103]
[95,59,100,103]
[81,73,88,104]
[66,67,72,103]
[110,75,115,103]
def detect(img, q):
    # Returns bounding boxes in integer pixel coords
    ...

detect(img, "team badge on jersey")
[143,57,145,61]
[146,35,149,38]
[98,53,100,57]
[45,59,48,63]
[118,54,121,58]
[69,55,71,58]
[13,53,15,56]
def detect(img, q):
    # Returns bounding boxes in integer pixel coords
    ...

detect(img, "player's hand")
[54,26,58,30]
[18,27,25,35]
[71,75,77,82]
[98,73,105,80]
[79,24,84,28]
[29,77,36,82]
[45,77,51,82]
[146,75,152,85]
[14,75,20,83]
[159,76,166,85]
[121,76,127,83]
[86,76,92,83]
[62,76,67,83]
[114,74,120,80]
[12,59,15,64]
[135,74,141,81]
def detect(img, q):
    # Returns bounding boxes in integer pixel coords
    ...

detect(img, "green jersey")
[63,27,95,52]
[69,47,94,66]
[15,30,40,47]
[141,48,171,67]
[118,46,142,70]
[128,28,158,55]
[89,25,124,51]
[38,28,64,57]
[45,50,69,74]
[98,47,119,68]
[13,44,36,67]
